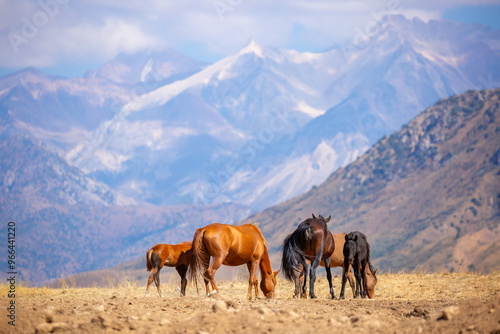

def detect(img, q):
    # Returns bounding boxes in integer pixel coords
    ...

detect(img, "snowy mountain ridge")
[3,15,500,212]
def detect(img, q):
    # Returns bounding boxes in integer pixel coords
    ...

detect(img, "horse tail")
[188,228,209,286]
[146,248,154,272]
[281,222,311,282]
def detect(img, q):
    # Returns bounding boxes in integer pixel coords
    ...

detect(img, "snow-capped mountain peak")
[9,15,500,211]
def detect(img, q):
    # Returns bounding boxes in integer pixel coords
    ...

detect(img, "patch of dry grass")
[3,271,500,302]
[374,271,500,300]
[229,271,500,301]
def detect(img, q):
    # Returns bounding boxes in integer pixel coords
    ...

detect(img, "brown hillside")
[250,89,500,273]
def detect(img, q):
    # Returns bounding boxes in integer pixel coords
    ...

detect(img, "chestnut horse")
[295,233,378,299]
[188,222,279,300]
[339,231,375,299]
[145,241,192,297]
[281,214,335,299]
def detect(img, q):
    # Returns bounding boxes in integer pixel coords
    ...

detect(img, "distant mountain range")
[64,16,500,210]
[1,15,499,283]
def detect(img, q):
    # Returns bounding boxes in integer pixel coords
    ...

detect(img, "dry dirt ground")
[2,272,500,334]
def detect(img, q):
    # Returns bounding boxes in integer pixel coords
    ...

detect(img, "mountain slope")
[85,49,207,85]
[249,89,500,273]
[0,49,207,154]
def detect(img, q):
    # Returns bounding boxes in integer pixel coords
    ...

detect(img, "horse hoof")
[339,296,345,300]
[310,295,317,299]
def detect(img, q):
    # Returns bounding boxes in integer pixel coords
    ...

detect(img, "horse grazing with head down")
[145,241,193,297]
[188,222,279,300]
[339,231,376,299]
[294,232,378,299]
[281,214,335,299]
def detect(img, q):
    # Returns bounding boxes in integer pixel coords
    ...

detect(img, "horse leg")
[346,263,356,298]
[309,256,321,299]
[145,267,158,297]
[293,264,303,299]
[301,262,309,298]
[200,255,211,296]
[360,260,367,299]
[154,269,162,298]
[324,258,335,299]
[353,258,362,299]
[339,260,349,300]
[246,261,259,301]
[203,277,210,297]
[206,254,225,296]
[176,265,188,297]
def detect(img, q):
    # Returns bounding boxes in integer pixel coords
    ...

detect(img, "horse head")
[344,233,358,265]
[365,267,378,298]
[311,214,331,223]
[260,270,280,298]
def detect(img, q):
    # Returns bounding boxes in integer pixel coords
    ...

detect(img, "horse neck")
[259,248,273,280]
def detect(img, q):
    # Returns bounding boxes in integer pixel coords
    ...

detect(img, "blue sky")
[1,0,499,78]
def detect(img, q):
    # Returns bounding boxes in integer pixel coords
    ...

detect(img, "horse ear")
[345,234,348,241]
[311,213,316,219]
[354,234,358,241]
[325,215,331,223]
[373,268,378,275]
[273,270,280,277]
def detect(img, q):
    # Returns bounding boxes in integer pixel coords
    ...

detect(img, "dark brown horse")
[295,233,378,298]
[281,214,335,299]
[339,231,375,299]
[145,241,192,297]
[188,222,279,300]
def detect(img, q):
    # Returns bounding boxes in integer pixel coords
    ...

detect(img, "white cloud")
[0,0,497,71]
[58,19,163,59]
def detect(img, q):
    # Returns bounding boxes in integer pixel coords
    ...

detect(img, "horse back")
[306,219,334,261]
[202,223,266,265]
[151,242,192,267]
[230,224,267,259]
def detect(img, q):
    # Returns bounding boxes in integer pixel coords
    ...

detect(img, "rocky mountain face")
[250,89,500,273]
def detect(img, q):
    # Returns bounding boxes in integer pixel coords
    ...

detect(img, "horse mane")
[244,220,268,247]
